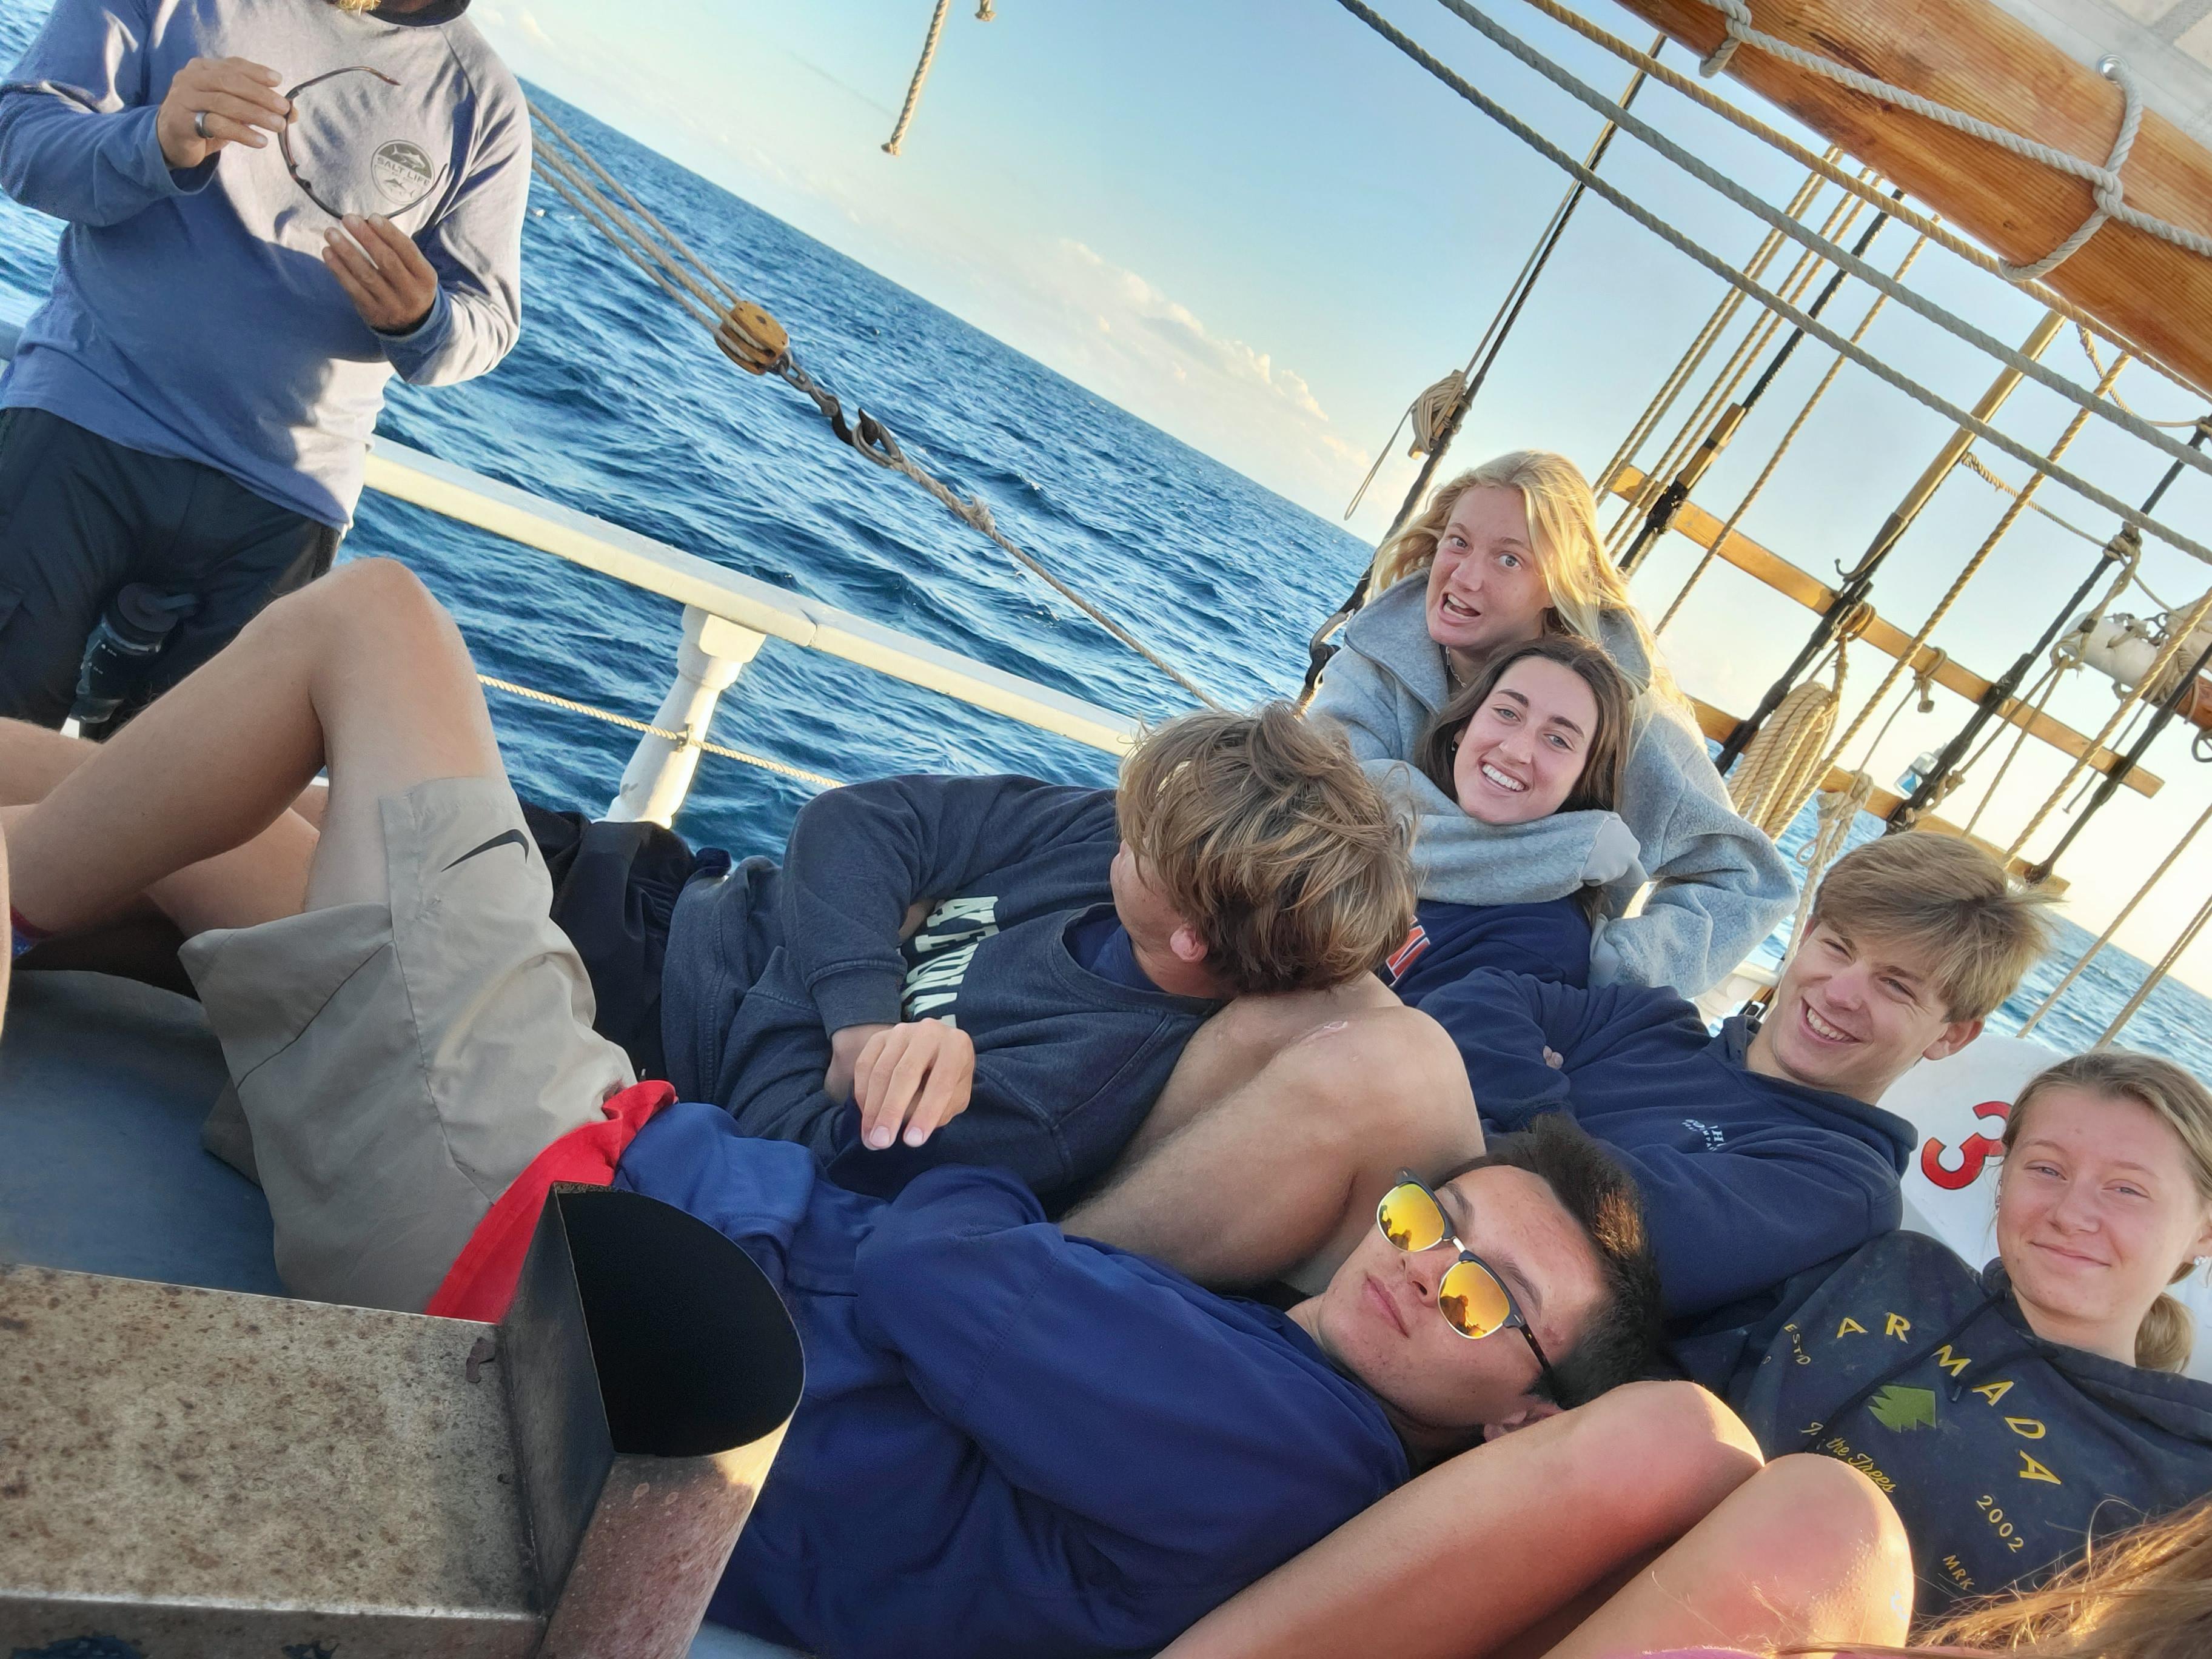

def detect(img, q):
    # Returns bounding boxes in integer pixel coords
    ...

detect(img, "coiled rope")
[1344,369,1467,518]
[1727,605,1870,836]
[478,674,841,791]
[1687,1,2204,281]
[525,103,1222,710]
[1334,0,2212,568]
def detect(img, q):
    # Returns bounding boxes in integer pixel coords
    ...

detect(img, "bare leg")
[5,560,503,934]
[1541,1454,1913,1659]
[1159,1381,1766,1659]
[1067,1004,1481,1285]
[1126,975,1402,1164]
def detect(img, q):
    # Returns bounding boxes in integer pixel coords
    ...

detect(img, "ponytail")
[2137,1276,2199,1374]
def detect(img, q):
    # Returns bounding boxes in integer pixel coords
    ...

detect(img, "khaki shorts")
[183,777,635,1312]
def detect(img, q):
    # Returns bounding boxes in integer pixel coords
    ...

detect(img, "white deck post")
[608,606,767,825]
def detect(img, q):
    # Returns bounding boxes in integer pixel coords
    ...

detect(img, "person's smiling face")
[1424,487,1552,663]
[1450,656,1600,826]
[1747,922,1979,1104]
[1999,1087,2212,1362]
[1301,1165,1603,1441]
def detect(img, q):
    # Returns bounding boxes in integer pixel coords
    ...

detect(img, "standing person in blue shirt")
[0,0,529,727]
[1378,632,1638,1000]
[1309,449,1793,998]
[1071,833,2056,1319]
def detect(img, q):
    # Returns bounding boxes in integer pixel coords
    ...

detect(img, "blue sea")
[0,2,2205,1071]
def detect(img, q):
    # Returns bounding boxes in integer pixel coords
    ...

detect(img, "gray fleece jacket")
[1309,575,1795,996]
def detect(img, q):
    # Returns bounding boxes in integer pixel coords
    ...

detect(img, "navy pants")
[0,407,340,726]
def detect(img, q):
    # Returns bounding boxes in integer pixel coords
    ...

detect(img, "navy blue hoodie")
[1379,896,1592,999]
[1416,970,1914,1316]
[614,1101,1409,1659]
[1674,1231,2212,1615]
[659,774,1222,1205]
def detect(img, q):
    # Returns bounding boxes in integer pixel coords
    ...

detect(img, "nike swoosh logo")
[444,828,529,871]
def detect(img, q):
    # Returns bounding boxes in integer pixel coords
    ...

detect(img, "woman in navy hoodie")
[1377,633,1635,1000]
[1677,1047,2212,1619]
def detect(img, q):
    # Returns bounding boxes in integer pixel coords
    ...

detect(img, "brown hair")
[1806,834,2056,1022]
[1435,1113,1662,1409]
[1116,702,1413,996]
[2005,1049,2212,1373]
[1413,634,1635,817]
[1826,1492,2212,1659]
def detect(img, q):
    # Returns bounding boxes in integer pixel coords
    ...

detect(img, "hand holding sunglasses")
[1376,1174,1575,1409]
[156,56,294,170]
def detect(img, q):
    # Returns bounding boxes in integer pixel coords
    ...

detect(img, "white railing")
[1,321,1144,823]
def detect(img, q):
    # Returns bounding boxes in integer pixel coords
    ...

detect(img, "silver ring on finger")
[192,109,212,140]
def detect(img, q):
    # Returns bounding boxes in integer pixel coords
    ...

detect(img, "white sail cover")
[1990,0,2212,142]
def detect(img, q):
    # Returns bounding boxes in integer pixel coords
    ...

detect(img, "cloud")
[999,240,1367,514]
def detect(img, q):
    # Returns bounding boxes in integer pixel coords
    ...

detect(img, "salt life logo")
[372,139,436,206]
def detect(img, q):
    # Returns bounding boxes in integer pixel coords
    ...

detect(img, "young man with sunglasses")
[0,0,528,728]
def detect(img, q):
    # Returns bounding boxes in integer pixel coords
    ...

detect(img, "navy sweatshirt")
[659,774,1222,1205]
[1675,1232,2212,1615]
[1379,896,1592,1000]
[614,1102,1409,1659]
[1416,970,1914,1317]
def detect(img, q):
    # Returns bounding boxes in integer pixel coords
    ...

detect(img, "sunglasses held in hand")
[279,65,448,221]
[1376,1174,1574,1408]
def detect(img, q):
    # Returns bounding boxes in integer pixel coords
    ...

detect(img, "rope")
[1815,348,2127,779]
[1595,157,1832,508]
[1780,769,1877,971]
[1686,2,2204,279]
[1496,0,2207,404]
[2097,885,2212,1048]
[477,674,841,790]
[1344,367,1466,518]
[883,0,954,156]
[1655,229,1928,633]
[1606,181,1870,559]
[2076,326,2204,426]
[2020,793,2212,1036]
[1957,655,2068,837]
[2006,585,2212,857]
[527,107,1223,710]
[1728,614,1865,835]
[1338,0,2212,568]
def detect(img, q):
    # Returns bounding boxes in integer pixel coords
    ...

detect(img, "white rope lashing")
[1687,2,2199,281]
[1344,368,1466,518]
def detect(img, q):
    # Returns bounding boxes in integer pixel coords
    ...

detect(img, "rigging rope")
[527,104,1223,710]
[2075,326,2204,426]
[1686,1,2207,279]
[1728,612,1866,836]
[1651,227,1928,629]
[884,0,954,157]
[1780,769,1877,972]
[1336,0,2212,568]
[1344,367,1467,519]
[2097,885,2212,1048]
[1597,158,1831,512]
[1958,657,2070,837]
[1818,348,2126,785]
[478,674,841,790]
[1606,181,1868,560]
[2019,793,2212,1037]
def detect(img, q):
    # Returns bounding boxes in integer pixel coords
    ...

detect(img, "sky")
[469,0,2212,990]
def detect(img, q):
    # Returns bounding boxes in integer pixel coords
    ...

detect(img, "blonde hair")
[1808,834,2056,1022]
[1830,1493,2212,1659]
[1117,703,1414,995]
[2005,1049,2212,1373]
[1367,451,1672,702]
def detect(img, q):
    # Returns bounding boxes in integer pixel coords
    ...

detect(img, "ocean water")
[0,2,2205,1071]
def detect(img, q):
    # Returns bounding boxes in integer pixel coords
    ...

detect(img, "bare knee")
[1728,1454,1913,1622]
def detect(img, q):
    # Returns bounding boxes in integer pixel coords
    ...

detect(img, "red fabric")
[424,1079,676,1322]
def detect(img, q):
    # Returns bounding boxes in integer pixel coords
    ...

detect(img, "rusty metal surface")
[0,1263,535,1656]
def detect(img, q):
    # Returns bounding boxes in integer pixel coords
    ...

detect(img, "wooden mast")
[1604,0,2212,397]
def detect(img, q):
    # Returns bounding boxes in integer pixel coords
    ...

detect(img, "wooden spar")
[1610,466,2165,798]
[1603,0,2212,397]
